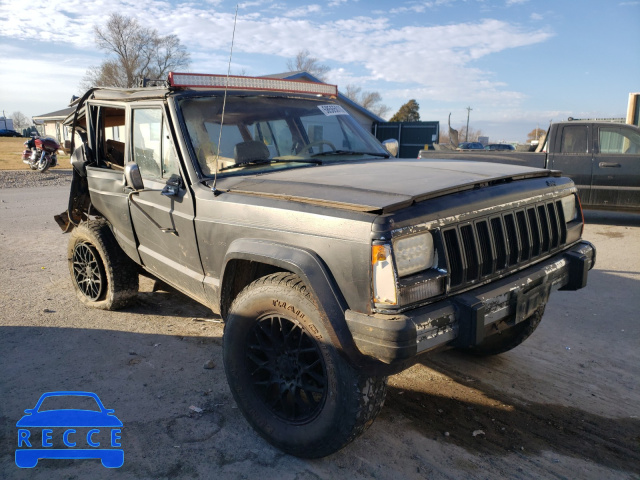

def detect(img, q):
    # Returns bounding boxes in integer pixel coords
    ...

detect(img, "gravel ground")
[1,184,639,479]
[0,170,72,189]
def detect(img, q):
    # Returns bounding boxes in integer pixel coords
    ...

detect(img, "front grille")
[442,199,567,289]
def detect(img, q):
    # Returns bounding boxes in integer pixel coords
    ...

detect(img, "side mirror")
[124,163,144,191]
[382,139,399,157]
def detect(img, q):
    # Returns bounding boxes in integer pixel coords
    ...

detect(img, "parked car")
[0,128,21,137]
[485,143,515,151]
[56,73,595,458]
[457,141,484,150]
[419,121,640,211]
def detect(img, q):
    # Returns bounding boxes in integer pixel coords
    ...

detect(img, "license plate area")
[515,281,550,323]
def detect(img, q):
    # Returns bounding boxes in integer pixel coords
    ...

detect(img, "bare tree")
[286,52,391,116]
[286,49,330,81]
[148,34,190,79]
[457,125,484,143]
[343,84,362,101]
[342,84,390,118]
[527,127,546,142]
[438,123,484,146]
[82,13,190,89]
[10,111,31,130]
[359,91,390,118]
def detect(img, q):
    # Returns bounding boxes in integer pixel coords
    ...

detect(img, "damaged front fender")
[54,168,90,233]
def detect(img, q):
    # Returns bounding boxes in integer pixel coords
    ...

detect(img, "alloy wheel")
[246,314,328,423]
[72,242,105,301]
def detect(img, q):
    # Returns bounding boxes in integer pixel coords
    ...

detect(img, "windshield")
[37,395,101,412]
[179,95,389,176]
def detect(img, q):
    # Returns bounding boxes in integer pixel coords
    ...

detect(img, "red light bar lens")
[168,72,337,96]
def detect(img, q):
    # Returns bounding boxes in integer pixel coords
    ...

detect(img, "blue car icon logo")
[15,391,123,468]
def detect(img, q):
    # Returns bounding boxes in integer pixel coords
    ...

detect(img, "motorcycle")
[22,136,60,173]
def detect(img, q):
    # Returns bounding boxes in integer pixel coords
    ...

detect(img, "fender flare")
[220,238,380,370]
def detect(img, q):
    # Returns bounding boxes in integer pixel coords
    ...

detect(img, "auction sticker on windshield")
[15,391,123,468]
[318,105,348,116]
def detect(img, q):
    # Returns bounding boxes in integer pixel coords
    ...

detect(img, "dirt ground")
[1,180,639,479]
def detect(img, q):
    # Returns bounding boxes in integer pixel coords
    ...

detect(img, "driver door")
[128,107,207,303]
[548,124,593,205]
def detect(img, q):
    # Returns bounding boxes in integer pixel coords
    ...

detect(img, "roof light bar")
[168,72,338,97]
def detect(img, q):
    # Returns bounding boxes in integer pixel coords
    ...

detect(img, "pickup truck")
[419,121,640,211]
[56,73,595,458]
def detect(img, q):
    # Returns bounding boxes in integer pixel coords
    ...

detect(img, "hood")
[219,158,555,213]
[16,410,123,427]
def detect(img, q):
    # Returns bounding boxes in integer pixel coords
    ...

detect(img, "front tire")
[37,155,51,173]
[68,219,139,310]
[223,273,387,458]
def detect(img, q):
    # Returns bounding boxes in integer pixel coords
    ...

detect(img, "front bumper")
[345,240,595,367]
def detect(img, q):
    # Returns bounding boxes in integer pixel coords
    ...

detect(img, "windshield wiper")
[219,159,272,172]
[311,150,389,158]
[219,158,322,172]
[272,158,323,164]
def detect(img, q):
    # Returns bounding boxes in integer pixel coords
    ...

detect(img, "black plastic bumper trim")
[345,240,595,366]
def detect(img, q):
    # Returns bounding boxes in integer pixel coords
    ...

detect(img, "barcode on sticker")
[318,105,348,116]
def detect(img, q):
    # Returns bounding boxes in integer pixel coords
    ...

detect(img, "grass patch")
[0,137,70,170]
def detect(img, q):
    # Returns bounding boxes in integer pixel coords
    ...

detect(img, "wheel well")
[220,259,288,319]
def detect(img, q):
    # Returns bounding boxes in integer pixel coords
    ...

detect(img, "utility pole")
[465,106,472,142]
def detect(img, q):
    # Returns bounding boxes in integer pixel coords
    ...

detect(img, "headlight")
[561,194,577,223]
[372,244,397,305]
[393,232,436,277]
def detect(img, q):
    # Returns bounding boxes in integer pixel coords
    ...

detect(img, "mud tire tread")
[68,218,139,310]
[224,272,387,458]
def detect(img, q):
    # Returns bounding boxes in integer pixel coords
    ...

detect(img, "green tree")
[389,99,420,122]
[82,13,190,89]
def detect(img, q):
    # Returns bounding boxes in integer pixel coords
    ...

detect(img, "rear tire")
[68,219,139,310]
[223,272,387,458]
[460,306,544,356]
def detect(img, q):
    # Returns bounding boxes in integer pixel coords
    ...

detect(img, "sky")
[0,0,638,142]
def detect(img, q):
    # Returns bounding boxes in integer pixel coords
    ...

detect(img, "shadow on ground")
[383,349,640,474]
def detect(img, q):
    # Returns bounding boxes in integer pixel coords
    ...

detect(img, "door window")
[133,109,162,178]
[599,127,640,155]
[89,105,126,167]
[133,109,180,179]
[560,126,588,154]
[162,123,180,177]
